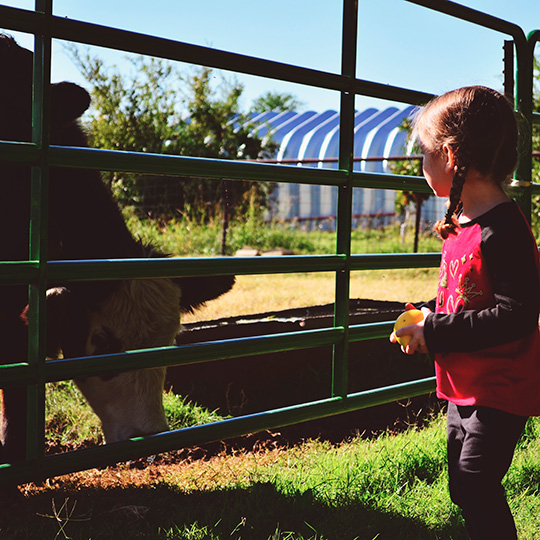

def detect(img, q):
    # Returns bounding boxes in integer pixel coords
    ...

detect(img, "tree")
[68,47,278,221]
[250,90,305,113]
[391,117,433,252]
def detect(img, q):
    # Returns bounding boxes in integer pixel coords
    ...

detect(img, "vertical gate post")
[332,0,358,399]
[512,34,534,220]
[27,0,53,468]
[503,40,514,102]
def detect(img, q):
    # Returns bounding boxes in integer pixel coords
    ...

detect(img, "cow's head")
[75,369,169,443]
[0,34,90,146]
[67,278,183,443]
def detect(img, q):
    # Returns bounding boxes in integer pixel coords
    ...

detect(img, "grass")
[181,268,439,324]
[10,412,540,539]
[45,382,225,449]
[123,211,442,257]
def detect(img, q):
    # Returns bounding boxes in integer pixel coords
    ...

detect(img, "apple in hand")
[393,309,424,347]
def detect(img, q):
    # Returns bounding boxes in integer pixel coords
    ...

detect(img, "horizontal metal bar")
[45,327,344,382]
[406,0,526,44]
[49,146,347,186]
[0,364,35,387]
[351,252,441,271]
[0,253,440,285]
[532,112,540,125]
[350,321,395,342]
[1,143,434,194]
[352,171,432,193]
[0,326,344,387]
[0,141,40,163]
[0,5,437,106]
[0,376,436,484]
[352,79,433,106]
[0,6,344,91]
[45,255,345,282]
[0,262,39,284]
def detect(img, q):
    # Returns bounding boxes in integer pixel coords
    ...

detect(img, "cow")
[0,34,234,464]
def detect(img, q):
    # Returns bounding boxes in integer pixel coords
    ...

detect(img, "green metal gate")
[0,0,539,486]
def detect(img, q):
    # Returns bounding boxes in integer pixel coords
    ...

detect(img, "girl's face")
[418,134,454,198]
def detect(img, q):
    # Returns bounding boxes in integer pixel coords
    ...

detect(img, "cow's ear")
[51,82,90,126]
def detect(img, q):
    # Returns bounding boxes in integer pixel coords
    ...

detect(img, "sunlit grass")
[182,268,438,323]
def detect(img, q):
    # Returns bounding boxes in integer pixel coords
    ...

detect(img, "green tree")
[250,90,305,113]
[391,117,432,252]
[68,47,278,220]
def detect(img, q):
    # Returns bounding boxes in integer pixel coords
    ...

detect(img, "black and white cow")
[0,35,234,463]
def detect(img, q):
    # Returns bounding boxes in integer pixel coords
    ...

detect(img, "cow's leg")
[0,310,28,465]
[0,387,27,464]
[1,287,71,465]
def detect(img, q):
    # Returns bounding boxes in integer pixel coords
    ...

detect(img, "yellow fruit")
[393,309,424,347]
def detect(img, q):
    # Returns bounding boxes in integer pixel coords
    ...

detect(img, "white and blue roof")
[239,107,445,223]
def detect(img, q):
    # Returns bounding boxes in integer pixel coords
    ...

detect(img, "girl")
[390,86,540,540]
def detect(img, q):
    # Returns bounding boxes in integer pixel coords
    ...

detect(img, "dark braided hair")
[440,162,467,239]
[413,86,518,239]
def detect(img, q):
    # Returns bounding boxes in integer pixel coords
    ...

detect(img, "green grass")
[45,381,226,448]
[13,408,540,539]
[122,211,442,257]
[163,390,227,430]
[45,381,104,447]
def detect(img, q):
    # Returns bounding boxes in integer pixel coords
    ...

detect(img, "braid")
[434,162,467,239]
[416,86,519,240]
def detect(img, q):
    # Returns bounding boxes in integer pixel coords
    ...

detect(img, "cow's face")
[74,278,182,442]
[75,368,169,443]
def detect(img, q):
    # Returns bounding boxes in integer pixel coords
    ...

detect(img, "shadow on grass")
[0,481,468,540]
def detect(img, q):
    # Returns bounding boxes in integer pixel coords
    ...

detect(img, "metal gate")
[0,0,539,486]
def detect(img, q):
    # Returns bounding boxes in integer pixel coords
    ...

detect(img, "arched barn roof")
[238,107,445,225]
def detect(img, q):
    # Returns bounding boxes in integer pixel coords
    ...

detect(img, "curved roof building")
[243,107,445,226]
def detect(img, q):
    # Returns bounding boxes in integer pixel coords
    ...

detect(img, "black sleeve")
[424,205,540,353]
[420,298,437,312]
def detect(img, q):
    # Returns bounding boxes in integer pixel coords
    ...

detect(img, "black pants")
[446,402,527,540]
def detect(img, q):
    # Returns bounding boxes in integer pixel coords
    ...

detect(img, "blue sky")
[3,0,540,113]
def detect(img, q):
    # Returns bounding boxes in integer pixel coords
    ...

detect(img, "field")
[2,219,540,539]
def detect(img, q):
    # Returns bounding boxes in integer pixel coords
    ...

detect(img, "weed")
[122,211,441,257]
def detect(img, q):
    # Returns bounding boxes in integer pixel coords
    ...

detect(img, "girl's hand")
[389,303,431,355]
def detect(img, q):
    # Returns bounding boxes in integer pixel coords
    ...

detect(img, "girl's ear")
[442,143,456,174]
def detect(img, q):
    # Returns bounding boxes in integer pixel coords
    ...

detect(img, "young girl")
[390,86,540,540]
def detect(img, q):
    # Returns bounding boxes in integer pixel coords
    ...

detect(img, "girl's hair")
[413,86,518,239]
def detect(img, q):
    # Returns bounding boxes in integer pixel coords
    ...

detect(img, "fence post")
[26,0,53,469]
[332,0,358,399]
[512,33,534,220]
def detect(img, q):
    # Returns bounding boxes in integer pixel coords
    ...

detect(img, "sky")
[2,0,540,114]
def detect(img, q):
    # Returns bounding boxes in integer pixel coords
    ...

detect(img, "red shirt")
[424,202,540,417]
